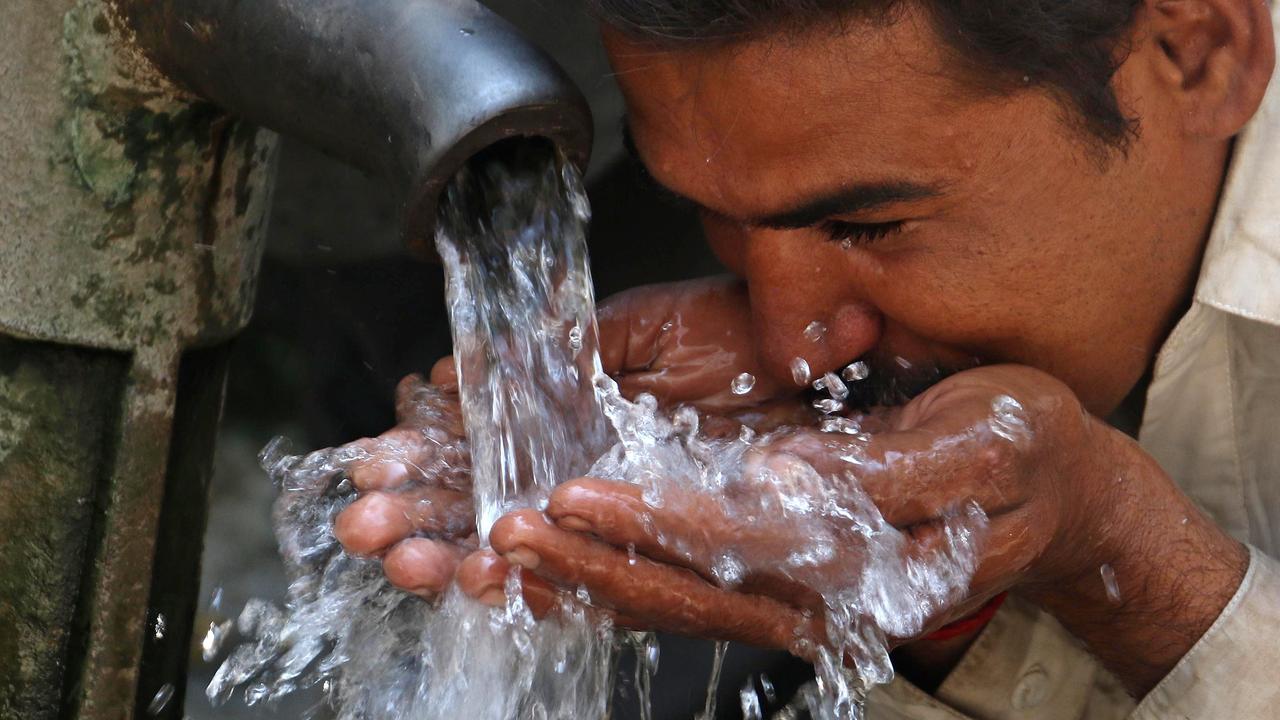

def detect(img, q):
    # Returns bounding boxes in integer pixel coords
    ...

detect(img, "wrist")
[1024,420,1248,696]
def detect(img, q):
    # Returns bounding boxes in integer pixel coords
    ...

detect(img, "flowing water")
[206,140,990,719]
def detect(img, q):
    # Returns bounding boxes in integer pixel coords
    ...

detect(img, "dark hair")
[587,0,1143,151]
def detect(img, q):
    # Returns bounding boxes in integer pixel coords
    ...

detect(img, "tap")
[112,0,594,255]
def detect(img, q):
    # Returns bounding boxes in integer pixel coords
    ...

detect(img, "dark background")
[184,2,814,717]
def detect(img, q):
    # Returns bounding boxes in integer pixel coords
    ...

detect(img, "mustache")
[827,356,978,410]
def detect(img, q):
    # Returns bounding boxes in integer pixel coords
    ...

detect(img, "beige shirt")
[865,4,1280,718]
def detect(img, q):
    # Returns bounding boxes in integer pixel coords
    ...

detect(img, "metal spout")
[114,0,593,255]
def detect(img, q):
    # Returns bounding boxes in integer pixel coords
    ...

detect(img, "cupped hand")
[334,277,799,602]
[467,365,1126,655]
[331,365,479,598]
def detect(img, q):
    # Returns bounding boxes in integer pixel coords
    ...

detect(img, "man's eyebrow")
[754,182,943,229]
[621,119,942,227]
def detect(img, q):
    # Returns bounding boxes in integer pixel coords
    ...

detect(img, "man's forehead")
[603,21,978,220]
[601,12,961,123]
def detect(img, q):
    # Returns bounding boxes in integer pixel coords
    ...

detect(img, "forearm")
[1024,424,1248,697]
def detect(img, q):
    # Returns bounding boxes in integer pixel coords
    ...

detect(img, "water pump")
[0,1,591,717]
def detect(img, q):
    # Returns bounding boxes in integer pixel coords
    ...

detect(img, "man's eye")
[822,220,905,247]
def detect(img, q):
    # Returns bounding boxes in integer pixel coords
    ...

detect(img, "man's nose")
[742,230,882,388]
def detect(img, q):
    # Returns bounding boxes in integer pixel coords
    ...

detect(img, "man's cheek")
[700,212,747,276]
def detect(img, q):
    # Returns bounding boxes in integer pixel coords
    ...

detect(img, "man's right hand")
[333,276,802,603]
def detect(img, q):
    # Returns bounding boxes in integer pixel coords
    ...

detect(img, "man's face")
[602,9,1224,416]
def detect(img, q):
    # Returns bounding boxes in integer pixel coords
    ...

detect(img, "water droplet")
[700,641,729,720]
[673,405,699,436]
[1181,516,1189,525]
[790,357,811,386]
[210,586,224,612]
[660,321,674,332]
[813,398,844,415]
[730,372,756,396]
[820,417,861,435]
[738,425,756,444]
[803,321,827,343]
[245,683,270,706]
[627,543,638,566]
[459,27,475,36]
[1100,563,1121,604]
[760,674,777,703]
[842,361,870,382]
[740,678,763,720]
[153,613,166,641]
[641,483,664,508]
[147,684,174,715]
[568,325,583,350]
[989,395,1031,444]
[711,553,746,588]
[894,356,913,369]
[202,619,232,662]
[822,372,848,400]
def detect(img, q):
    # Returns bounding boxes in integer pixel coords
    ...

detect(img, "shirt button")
[1011,665,1051,709]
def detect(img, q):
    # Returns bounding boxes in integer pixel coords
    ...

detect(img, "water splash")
[435,139,613,542]
[207,140,986,719]
[698,641,729,720]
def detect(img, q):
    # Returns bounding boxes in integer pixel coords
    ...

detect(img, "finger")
[864,430,1025,528]
[346,438,421,491]
[762,427,1022,529]
[429,357,458,388]
[595,284,675,378]
[334,486,474,556]
[346,426,469,493]
[490,510,818,652]
[393,373,465,432]
[382,538,468,599]
[455,550,563,619]
[597,279,789,410]
[547,478,709,566]
[547,478,824,609]
[962,506,1043,599]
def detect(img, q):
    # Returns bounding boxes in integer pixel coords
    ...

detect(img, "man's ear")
[1148,0,1275,138]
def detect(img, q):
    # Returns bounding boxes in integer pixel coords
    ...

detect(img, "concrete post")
[1,1,278,717]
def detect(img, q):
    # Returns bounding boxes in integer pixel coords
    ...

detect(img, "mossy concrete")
[0,0,278,717]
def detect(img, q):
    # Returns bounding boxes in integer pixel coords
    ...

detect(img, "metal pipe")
[114,0,594,254]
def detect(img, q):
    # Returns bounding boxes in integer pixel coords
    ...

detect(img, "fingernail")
[557,515,593,532]
[504,546,541,570]
[478,589,506,607]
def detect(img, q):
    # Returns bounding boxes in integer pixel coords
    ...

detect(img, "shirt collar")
[1194,3,1280,327]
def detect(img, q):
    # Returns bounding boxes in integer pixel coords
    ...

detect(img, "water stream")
[206,140,988,719]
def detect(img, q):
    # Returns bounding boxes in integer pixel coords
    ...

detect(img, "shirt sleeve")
[1130,545,1280,719]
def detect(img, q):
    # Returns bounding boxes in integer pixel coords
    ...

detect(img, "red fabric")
[921,592,1009,643]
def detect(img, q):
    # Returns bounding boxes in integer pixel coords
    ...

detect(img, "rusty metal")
[111,0,594,255]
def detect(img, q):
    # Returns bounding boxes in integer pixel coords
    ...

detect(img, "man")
[335,0,1279,716]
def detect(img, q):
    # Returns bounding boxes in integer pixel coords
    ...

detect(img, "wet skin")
[336,0,1275,698]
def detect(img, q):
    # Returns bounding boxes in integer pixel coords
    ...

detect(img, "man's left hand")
[463,364,1248,695]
